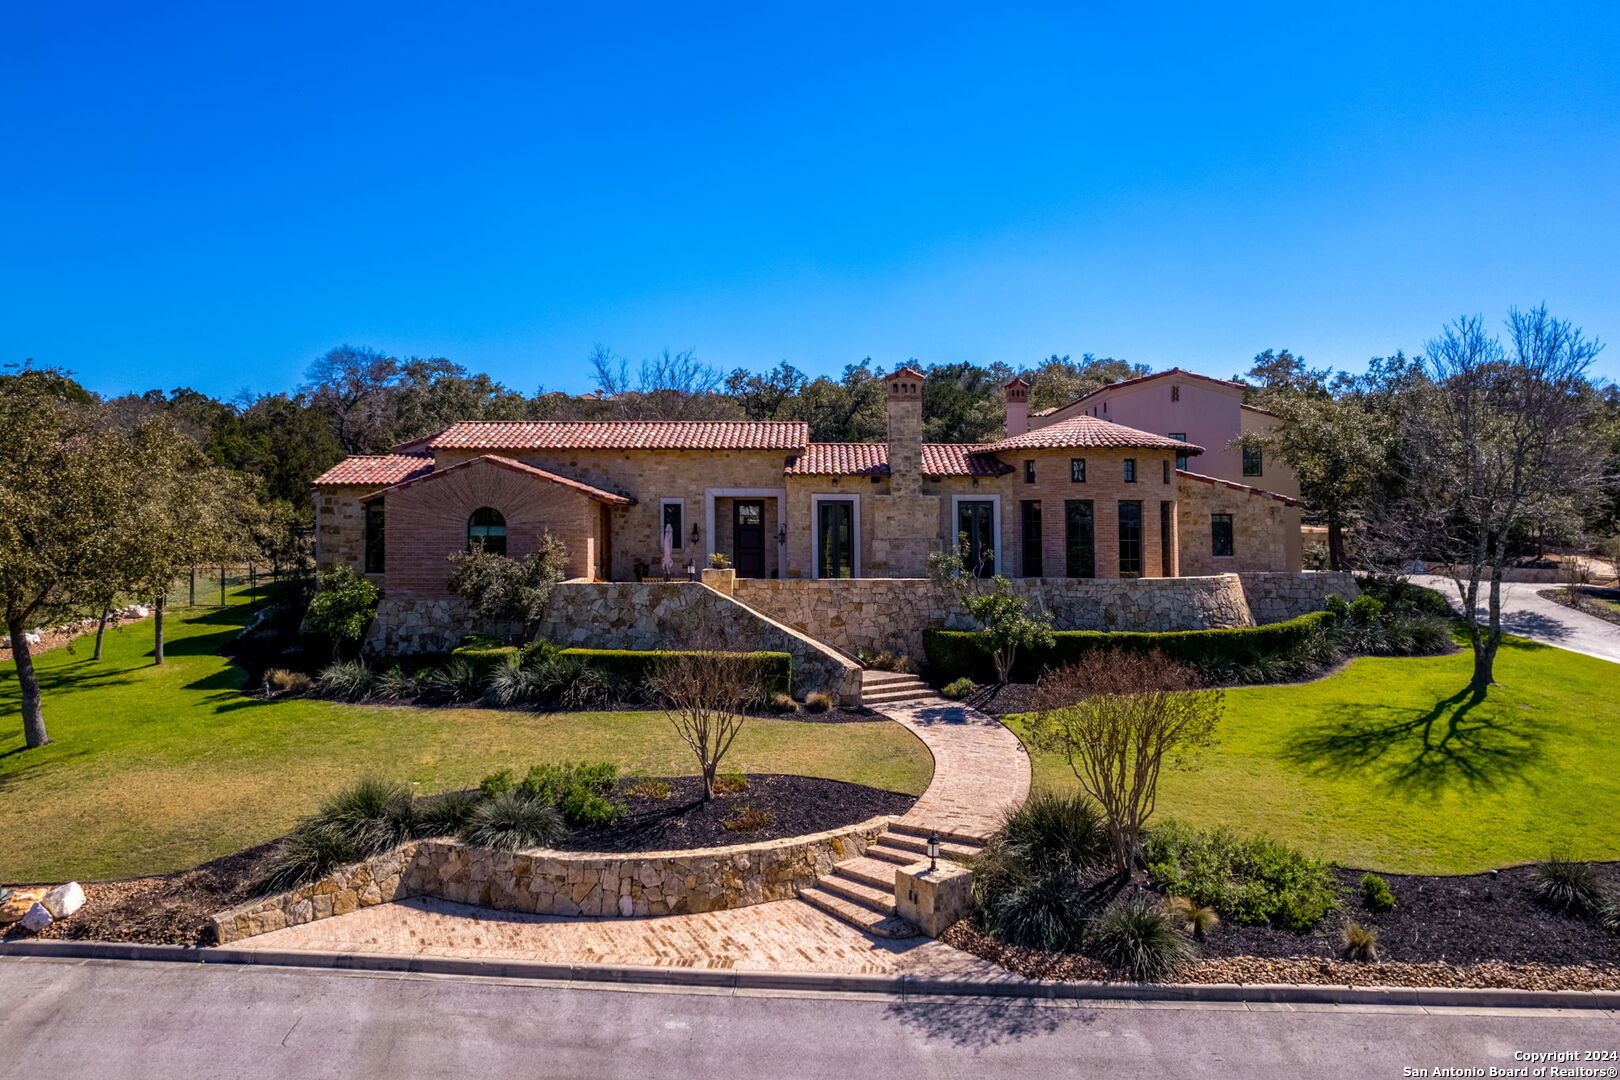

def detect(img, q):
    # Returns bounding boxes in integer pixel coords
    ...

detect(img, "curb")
[3,939,1616,1011]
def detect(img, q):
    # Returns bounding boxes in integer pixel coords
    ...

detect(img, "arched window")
[467,507,506,556]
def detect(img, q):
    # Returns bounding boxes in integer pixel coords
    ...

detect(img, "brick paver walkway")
[867,695,1031,841]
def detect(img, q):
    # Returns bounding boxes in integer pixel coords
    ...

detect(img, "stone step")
[880,831,983,862]
[861,671,926,687]
[796,886,920,939]
[835,856,902,890]
[889,821,991,848]
[864,840,930,866]
[817,870,897,914]
[862,688,936,705]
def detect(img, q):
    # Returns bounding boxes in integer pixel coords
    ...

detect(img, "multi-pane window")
[1212,513,1235,557]
[1024,460,1036,484]
[468,507,507,556]
[1170,432,1188,471]
[364,500,385,574]
[1064,500,1095,578]
[661,500,684,547]
[1070,458,1086,483]
[1123,458,1137,483]
[1242,444,1263,477]
[1021,500,1042,578]
[1118,500,1143,577]
[1159,501,1173,576]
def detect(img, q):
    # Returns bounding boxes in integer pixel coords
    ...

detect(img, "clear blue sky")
[6,1,1618,399]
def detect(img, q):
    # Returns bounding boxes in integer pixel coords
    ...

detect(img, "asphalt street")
[3,956,1615,1079]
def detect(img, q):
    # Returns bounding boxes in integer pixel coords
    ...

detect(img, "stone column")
[885,366,924,496]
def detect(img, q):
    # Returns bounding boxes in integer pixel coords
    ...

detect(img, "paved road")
[1413,574,1620,664]
[3,957,1616,1079]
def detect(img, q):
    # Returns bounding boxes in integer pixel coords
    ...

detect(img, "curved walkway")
[1412,575,1620,665]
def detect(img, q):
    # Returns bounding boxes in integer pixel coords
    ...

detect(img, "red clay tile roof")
[426,420,809,452]
[785,443,1013,477]
[1176,469,1302,507]
[359,454,635,505]
[982,416,1205,455]
[312,453,433,487]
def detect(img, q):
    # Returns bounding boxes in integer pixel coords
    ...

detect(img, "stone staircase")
[860,668,933,707]
[795,822,984,938]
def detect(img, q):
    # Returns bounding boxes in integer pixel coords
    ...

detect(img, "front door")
[956,500,996,577]
[733,499,766,577]
[816,499,855,578]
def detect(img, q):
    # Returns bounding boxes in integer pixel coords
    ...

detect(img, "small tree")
[1024,650,1223,876]
[647,650,767,800]
[927,545,1055,683]
[445,536,568,642]
[305,568,381,658]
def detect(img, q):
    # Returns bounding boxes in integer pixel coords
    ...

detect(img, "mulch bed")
[1541,586,1620,629]
[942,863,1620,992]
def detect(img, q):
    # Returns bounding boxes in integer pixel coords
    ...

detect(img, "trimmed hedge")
[559,648,793,698]
[923,610,1334,682]
[450,641,520,677]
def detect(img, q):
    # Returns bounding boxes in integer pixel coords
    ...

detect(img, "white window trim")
[659,497,686,549]
[949,493,1002,576]
[809,493,861,579]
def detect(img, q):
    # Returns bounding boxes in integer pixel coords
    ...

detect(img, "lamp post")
[686,561,697,582]
[926,833,940,874]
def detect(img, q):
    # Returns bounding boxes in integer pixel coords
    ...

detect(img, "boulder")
[23,633,41,647]
[125,605,150,619]
[0,888,47,924]
[20,902,53,932]
[42,881,85,919]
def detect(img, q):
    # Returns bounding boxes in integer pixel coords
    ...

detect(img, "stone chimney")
[1004,376,1029,437]
[885,365,925,495]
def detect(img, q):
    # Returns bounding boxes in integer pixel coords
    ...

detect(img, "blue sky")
[5,1,1618,398]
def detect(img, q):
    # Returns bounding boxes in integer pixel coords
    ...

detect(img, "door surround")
[703,487,787,575]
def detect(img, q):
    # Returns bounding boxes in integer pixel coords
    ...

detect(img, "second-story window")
[1170,432,1188,471]
[1163,460,1170,484]
[1243,444,1263,477]
[1024,459,1036,484]
[1123,458,1136,483]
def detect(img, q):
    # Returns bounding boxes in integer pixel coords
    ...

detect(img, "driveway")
[4,956,1616,1080]
[1412,575,1620,665]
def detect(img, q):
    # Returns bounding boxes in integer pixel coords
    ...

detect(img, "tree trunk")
[153,595,166,665]
[7,616,51,748]
[188,566,196,607]
[1326,513,1346,572]
[93,607,110,660]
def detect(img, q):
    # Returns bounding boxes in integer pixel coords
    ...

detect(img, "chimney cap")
[1005,376,1030,388]
[887,365,926,381]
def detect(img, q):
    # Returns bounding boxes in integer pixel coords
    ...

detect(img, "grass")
[1011,636,1620,875]
[0,592,932,882]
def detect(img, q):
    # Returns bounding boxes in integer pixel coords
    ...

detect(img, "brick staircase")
[795,822,984,938]
[859,668,933,707]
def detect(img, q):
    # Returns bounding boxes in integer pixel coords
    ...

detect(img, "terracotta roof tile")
[1176,469,1302,507]
[982,416,1204,455]
[312,453,433,487]
[426,420,808,452]
[785,443,1012,477]
[359,454,635,505]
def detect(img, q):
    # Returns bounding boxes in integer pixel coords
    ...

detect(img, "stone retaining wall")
[1236,571,1360,624]
[212,817,894,945]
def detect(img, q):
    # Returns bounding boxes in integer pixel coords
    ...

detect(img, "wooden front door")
[733,499,766,577]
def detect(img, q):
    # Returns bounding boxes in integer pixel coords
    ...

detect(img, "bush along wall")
[923,610,1335,683]
[560,648,793,699]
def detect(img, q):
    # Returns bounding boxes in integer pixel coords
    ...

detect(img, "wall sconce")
[776,524,787,545]
[690,523,699,545]
[972,477,979,487]
[831,477,839,487]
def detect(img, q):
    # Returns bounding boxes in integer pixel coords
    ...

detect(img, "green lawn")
[1011,638,1620,875]
[0,597,932,883]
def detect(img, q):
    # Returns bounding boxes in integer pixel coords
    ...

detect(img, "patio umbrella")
[661,523,674,577]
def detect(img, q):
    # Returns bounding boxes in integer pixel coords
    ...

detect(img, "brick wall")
[1003,448,1180,579]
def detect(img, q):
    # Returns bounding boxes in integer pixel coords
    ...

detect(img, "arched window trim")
[467,506,507,556]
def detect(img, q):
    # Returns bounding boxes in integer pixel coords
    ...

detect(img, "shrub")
[1354,576,1457,619]
[940,676,976,700]
[420,657,484,703]
[518,640,563,668]
[1087,896,1194,981]
[304,568,380,658]
[713,771,749,794]
[1360,873,1396,913]
[1533,854,1604,916]
[867,650,916,674]
[415,790,480,837]
[1598,894,1620,934]
[708,552,730,569]
[923,611,1334,683]
[627,778,672,799]
[803,691,834,713]
[1341,921,1379,962]
[484,656,543,707]
[479,769,516,798]
[314,659,375,702]
[994,790,1109,873]
[767,692,798,714]
[517,761,624,826]
[722,804,774,832]
[1144,820,1338,931]
[263,668,311,696]
[1379,614,1452,656]
[373,665,418,702]
[460,791,567,851]
[980,862,1097,951]
[446,541,568,641]
[450,641,520,678]
[1347,594,1385,626]
[308,776,418,853]
[562,648,791,700]
[560,786,625,827]
[1167,895,1219,940]
[255,824,359,894]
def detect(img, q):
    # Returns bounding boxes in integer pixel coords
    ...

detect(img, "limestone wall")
[732,574,1255,659]
[212,817,893,944]
[1236,571,1360,624]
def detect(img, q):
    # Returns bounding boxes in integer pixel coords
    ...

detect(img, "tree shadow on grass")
[1279,684,1547,797]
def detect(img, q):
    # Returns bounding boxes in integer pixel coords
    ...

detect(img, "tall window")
[1212,513,1235,557]
[364,500,385,574]
[1024,459,1036,484]
[468,507,507,556]
[1170,432,1188,471]
[1159,501,1173,577]
[1242,444,1263,477]
[1021,500,1042,578]
[816,499,855,578]
[1123,458,1137,483]
[1162,460,1170,484]
[1064,500,1095,578]
[661,500,684,548]
[1070,458,1086,483]
[1118,500,1143,577]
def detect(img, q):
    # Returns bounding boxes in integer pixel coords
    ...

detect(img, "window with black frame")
[1242,444,1263,477]
[1170,433,1188,471]
[1212,513,1235,557]
[1021,500,1042,577]
[1070,458,1086,483]
[1118,500,1143,576]
[661,501,683,548]
[1123,458,1136,483]
[467,507,507,556]
[1065,499,1095,578]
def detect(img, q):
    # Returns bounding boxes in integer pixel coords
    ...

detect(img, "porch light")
[927,833,940,873]
[690,523,700,544]
[686,562,696,581]
[777,524,787,545]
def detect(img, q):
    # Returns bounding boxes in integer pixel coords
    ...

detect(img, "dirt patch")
[561,773,914,853]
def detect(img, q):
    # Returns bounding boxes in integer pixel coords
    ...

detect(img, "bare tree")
[589,345,738,421]
[647,650,768,800]
[1375,306,1604,687]
[1024,651,1223,876]
[304,345,402,453]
